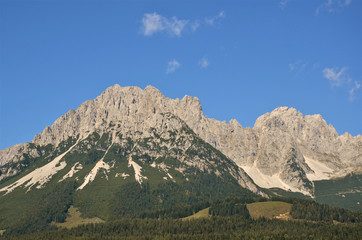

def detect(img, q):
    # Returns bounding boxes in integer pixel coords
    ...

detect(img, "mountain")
[0,85,260,192]
[0,84,361,221]
[0,85,267,232]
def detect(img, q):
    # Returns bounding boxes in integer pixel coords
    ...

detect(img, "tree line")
[3,216,361,240]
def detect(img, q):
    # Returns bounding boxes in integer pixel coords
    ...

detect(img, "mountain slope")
[0,104,261,231]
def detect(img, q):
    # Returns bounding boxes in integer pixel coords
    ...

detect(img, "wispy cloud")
[316,0,352,15]
[323,67,350,87]
[322,66,360,101]
[205,11,225,25]
[199,57,209,68]
[349,81,361,101]
[289,60,307,77]
[141,13,188,37]
[279,0,289,9]
[313,63,321,69]
[166,59,181,74]
[141,11,226,37]
[191,20,200,32]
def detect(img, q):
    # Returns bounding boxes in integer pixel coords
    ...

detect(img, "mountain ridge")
[0,84,361,196]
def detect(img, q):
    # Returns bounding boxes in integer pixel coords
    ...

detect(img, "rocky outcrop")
[0,143,39,167]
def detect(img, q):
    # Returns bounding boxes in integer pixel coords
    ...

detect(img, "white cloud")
[316,0,352,15]
[349,81,361,101]
[191,20,200,32]
[279,0,289,9]
[323,66,359,101]
[141,11,225,37]
[199,57,209,68]
[142,13,164,36]
[205,11,225,25]
[167,17,188,36]
[141,13,188,37]
[323,67,350,87]
[166,59,181,74]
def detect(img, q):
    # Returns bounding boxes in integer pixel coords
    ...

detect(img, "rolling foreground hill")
[0,84,361,235]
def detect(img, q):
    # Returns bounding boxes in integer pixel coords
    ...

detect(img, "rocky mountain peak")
[228,119,242,128]
[254,107,300,129]
[253,106,339,141]
[31,85,205,147]
[144,85,163,96]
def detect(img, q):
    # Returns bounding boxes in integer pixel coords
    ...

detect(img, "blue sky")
[0,0,361,150]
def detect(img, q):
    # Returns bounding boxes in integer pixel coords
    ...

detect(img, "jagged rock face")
[254,107,341,168]
[0,143,30,166]
[0,143,42,181]
[1,84,361,196]
[176,100,360,195]
[189,106,361,195]
[253,107,361,172]
[31,86,202,146]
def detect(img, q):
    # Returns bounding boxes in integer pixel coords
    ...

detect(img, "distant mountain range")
[0,85,361,231]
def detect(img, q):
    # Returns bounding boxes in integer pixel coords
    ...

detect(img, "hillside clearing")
[182,207,210,220]
[247,201,292,219]
[53,206,104,229]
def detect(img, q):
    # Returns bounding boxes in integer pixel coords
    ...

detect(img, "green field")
[182,207,210,220]
[247,201,292,219]
[53,206,104,229]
